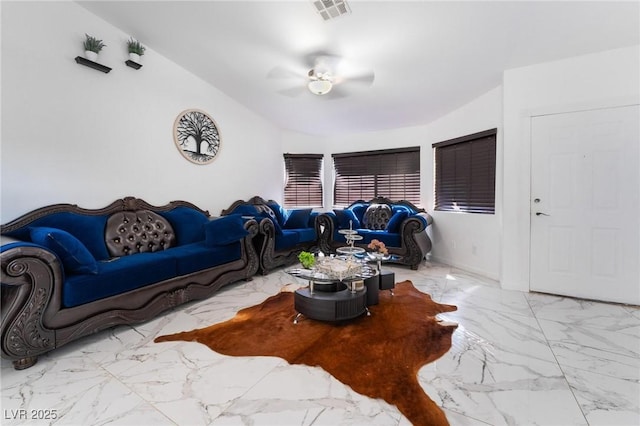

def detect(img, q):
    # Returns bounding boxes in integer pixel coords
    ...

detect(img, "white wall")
[502,45,640,292]
[425,86,503,280]
[283,86,503,279]
[0,1,283,222]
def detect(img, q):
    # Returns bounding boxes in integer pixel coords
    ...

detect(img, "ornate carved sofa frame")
[1,197,259,370]
[221,196,318,274]
[316,197,433,269]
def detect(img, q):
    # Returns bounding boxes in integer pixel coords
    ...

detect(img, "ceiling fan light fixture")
[308,79,333,95]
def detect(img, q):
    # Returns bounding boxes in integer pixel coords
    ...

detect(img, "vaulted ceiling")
[78,1,639,136]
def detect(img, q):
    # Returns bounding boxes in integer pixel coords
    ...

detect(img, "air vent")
[312,0,351,21]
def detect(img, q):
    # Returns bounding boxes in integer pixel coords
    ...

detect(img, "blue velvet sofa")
[316,197,433,269]
[221,196,318,274]
[0,197,259,370]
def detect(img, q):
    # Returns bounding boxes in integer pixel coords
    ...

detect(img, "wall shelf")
[75,56,111,73]
[125,60,142,70]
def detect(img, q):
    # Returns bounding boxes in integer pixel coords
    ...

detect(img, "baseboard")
[428,255,500,282]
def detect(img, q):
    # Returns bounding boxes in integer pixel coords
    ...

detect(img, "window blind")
[283,153,324,208]
[332,147,420,206]
[433,129,496,214]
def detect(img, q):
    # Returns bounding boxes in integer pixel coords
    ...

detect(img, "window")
[433,128,497,214]
[283,153,324,208]
[332,147,420,206]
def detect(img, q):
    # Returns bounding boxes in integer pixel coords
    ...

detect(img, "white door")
[530,105,640,304]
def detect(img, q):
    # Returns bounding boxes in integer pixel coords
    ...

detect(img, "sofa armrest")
[240,218,260,279]
[318,212,339,228]
[256,216,276,237]
[1,243,61,369]
[418,212,433,227]
[316,213,337,255]
[240,216,260,243]
[398,212,433,269]
[308,211,320,228]
[401,212,432,234]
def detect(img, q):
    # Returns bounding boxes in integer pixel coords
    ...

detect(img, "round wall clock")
[173,109,221,164]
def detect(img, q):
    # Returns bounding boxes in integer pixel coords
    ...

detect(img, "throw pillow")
[160,207,208,245]
[232,204,260,217]
[204,215,250,246]
[333,209,361,229]
[30,226,99,274]
[255,205,283,235]
[266,202,288,227]
[18,212,110,260]
[386,211,409,233]
[351,203,369,223]
[284,208,312,229]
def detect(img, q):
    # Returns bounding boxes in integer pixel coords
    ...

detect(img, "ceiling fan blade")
[267,65,306,80]
[325,85,351,99]
[277,85,308,98]
[333,70,375,87]
[303,50,341,69]
[346,70,375,86]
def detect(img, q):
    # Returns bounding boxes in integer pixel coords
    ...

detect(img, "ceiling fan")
[268,52,375,99]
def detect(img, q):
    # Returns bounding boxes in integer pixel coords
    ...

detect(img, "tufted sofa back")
[362,204,393,230]
[105,210,176,257]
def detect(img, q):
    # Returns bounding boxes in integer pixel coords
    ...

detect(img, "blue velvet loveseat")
[221,196,318,274]
[316,197,433,269]
[0,197,259,370]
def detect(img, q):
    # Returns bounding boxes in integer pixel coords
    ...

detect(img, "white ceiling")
[77,1,639,136]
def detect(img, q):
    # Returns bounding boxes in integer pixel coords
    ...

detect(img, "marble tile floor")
[1,262,638,426]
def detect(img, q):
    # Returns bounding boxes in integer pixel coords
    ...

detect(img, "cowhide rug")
[155,280,458,425]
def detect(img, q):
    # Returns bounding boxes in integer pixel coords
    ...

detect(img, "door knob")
[534,198,541,203]
[535,212,550,216]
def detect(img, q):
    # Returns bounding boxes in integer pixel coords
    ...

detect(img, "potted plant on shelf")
[83,34,106,62]
[127,38,146,62]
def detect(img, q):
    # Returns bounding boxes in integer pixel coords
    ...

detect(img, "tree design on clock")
[173,109,221,164]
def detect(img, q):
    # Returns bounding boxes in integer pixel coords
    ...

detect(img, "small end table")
[368,253,396,296]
